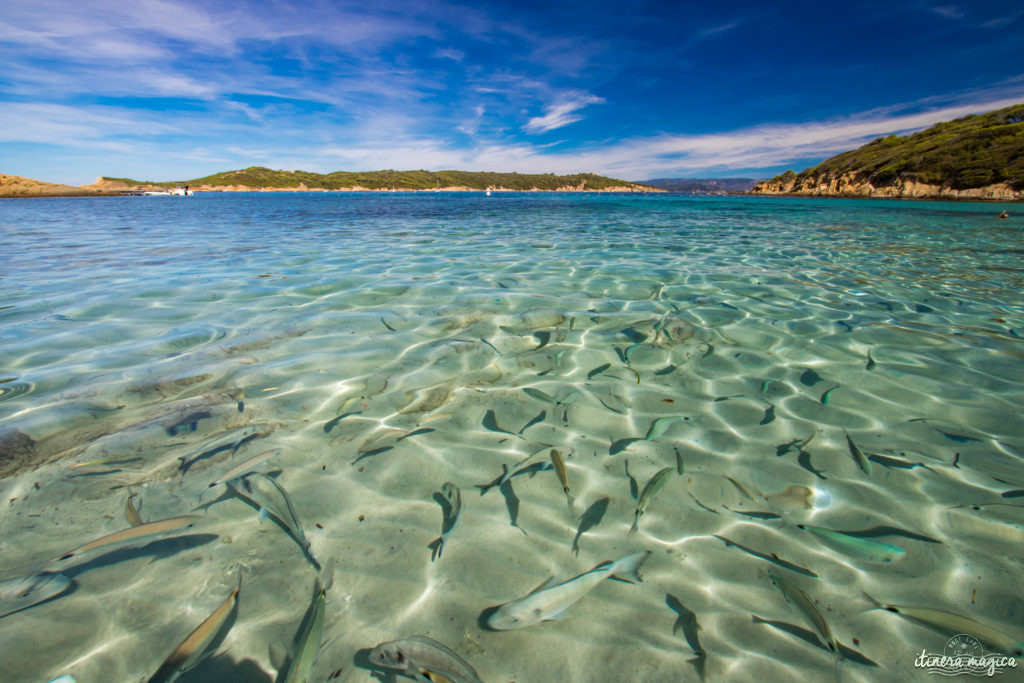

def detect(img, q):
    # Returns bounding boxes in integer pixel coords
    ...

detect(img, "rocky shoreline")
[751,172,1021,201]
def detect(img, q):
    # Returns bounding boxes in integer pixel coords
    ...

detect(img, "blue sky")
[1,0,1022,185]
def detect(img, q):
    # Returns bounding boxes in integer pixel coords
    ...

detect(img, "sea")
[0,192,1021,682]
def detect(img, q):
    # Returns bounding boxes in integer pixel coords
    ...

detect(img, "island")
[91,168,658,194]
[751,103,1023,200]
[0,168,660,198]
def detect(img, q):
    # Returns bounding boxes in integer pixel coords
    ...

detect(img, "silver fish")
[369,635,484,683]
[632,467,674,532]
[797,524,905,562]
[148,575,240,682]
[550,449,574,514]
[178,425,270,473]
[227,473,319,570]
[0,571,72,618]
[429,482,462,561]
[488,551,650,629]
[864,594,1024,656]
[54,515,201,562]
[843,430,872,475]
[769,574,840,656]
[277,576,328,683]
[208,448,282,488]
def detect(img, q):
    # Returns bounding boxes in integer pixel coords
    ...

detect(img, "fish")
[227,473,319,571]
[759,404,776,425]
[632,467,674,532]
[609,437,643,456]
[54,515,201,562]
[674,447,685,475]
[597,392,631,414]
[323,412,361,434]
[533,330,551,349]
[819,385,839,405]
[865,351,875,370]
[125,492,143,526]
[572,497,610,556]
[844,430,872,475]
[937,429,982,443]
[558,389,581,405]
[523,387,557,404]
[723,475,758,501]
[624,342,645,362]
[0,571,72,619]
[369,635,484,683]
[487,551,651,629]
[587,363,611,380]
[654,364,676,376]
[549,449,574,513]
[277,574,330,683]
[645,416,687,440]
[715,537,816,577]
[428,482,462,561]
[148,575,240,682]
[208,448,282,488]
[863,594,1024,656]
[178,425,270,474]
[797,524,905,562]
[769,574,840,656]
[866,452,934,472]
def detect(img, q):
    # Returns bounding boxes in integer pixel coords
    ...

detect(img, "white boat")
[143,186,193,196]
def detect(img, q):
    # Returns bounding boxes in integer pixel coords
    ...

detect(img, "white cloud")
[524,92,604,133]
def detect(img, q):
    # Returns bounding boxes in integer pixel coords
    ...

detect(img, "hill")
[0,173,113,198]
[751,103,1024,200]
[93,168,658,193]
[640,178,760,193]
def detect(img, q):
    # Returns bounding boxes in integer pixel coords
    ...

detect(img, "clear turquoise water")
[1,193,1022,682]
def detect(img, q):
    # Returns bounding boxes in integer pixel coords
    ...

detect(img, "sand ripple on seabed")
[1,252,1023,682]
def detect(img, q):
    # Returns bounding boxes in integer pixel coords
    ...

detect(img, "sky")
[1,0,1023,185]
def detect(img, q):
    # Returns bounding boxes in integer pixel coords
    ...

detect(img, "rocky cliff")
[751,171,1020,200]
[751,103,1024,200]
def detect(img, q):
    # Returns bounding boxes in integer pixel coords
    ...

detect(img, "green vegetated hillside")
[761,103,1024,191]
[103,167,648,191]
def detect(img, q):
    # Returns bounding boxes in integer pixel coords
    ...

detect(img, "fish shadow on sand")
[477,605,503,632]
[572,497,610,556]
[0,578,79,620]
[751,615,878,666]
[712,536,818,578]
[499,480,527,535]
[176,655,271,683]
[353,647,399,682]
[61,534,220,578]
[665,593,707,679]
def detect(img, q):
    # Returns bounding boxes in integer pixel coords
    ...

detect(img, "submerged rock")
[0,428,37,478]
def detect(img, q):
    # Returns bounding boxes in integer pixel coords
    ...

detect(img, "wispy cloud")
[929,4,965,19]
[524,92,604,133]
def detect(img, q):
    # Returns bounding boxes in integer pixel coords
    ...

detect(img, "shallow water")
[1,192,1022,682]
